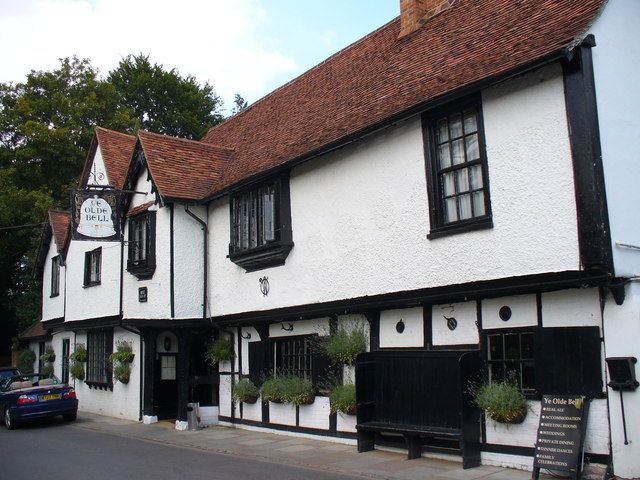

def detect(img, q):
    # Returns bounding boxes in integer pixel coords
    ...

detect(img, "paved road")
[0,418,361,480]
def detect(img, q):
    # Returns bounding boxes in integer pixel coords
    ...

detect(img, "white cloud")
[0,0,298,110]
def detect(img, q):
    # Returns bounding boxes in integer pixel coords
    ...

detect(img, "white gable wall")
[42,238,65,321]
[208,64,579,316]
[122,168,171,319]
[86,146,110,187]
[173,205,206,319]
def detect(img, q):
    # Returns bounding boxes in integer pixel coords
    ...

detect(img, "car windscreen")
[0,369,19,379]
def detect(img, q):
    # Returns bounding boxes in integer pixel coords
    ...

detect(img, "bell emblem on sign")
[77,195,116,238]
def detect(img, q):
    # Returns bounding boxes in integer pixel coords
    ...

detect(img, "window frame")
[50,255,61,297]
[61,338,70,384]
[485,328,536,397]
[83,247,102,287]
[127,211,156,279]
[228,173,293,272]
[86,328,113,389]
[423,96,493,239]
[273,335,314,379]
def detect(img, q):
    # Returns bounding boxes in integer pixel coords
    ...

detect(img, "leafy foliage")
[107,54,223,139]
[41,364,54,378]
[260,376,315,406]
[329,383,356,415]
[40,346,55,364]
[69,344,87,363]
[70,361,85,381]
[205,337,235,365]
[18,349,36,373]
[471,380,527,424]
[232,378,260,403]
[324,328,367,365]
[109,341,134,384]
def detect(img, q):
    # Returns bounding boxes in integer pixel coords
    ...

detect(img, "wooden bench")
[355,350,481,469]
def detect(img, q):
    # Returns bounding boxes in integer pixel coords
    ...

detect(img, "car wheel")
[62,413,77,422]
[4,408,17,430]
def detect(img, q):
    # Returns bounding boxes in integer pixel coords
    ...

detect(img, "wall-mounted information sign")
[71,189,122,241]
[533,395,589,480]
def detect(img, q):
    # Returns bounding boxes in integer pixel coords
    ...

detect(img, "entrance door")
[155,354,178,420]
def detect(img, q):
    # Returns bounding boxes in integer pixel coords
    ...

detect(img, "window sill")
[50,293,59,298]
[86,381,113,391]
[427,217,493,240]
[83,281,101,289]
[127,261,156,280]
[229,241,294,272]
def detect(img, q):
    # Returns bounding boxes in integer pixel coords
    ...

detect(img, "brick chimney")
[399,0,456,38]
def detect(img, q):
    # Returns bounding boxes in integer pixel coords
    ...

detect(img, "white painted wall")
[432,301,479,346]
[603,282,640,479]
[64,239,121,322]
[86,147,110,187]
[72,329,141,421]
[173,206,206,319]
[122,169,170,319]
[589,0,640,279]
[208,64,579,317]
[482,294,537,330]
[41,239,65,321]
[379,307,423,348]
[541,288,601,328]
[51,331,73,381]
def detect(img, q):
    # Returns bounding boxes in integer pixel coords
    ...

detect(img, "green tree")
[231,93,248,115]
[107,54,223,139]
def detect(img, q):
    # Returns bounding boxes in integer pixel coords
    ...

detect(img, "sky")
[0,0,400,113]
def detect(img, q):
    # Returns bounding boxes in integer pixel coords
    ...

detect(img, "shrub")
[329,384,356,415]
[324,328,367,365]
[40,346,55,364]
[233,379,260,403]
[471,380,527,424]
[18,349,36,374]
[70,361,85,381]
[205,337,235,365]
[41,364,54,378]
[70,344,87,363]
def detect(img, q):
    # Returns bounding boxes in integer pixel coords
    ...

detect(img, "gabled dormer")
[35,210,70,322]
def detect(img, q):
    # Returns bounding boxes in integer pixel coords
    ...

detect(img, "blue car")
[0,374,78,430]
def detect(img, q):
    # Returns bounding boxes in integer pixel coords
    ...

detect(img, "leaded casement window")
[486,329,535,394]
[83,247,101,287]
[424,98,492,238]
[127,211,156,279]
[228,174,293,272]
[274,336,313,379]
[50,255,61,297]
[86,329,113,388]
[160,355,177,380]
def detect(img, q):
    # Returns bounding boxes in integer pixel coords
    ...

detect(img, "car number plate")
[41,393,61,401]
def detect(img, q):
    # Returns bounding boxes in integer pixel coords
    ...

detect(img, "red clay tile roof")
[127,201,155,217]
[48,210,70,252]
[80,127,136,189]
[201,0,605,197]
[19,321,49,340]
[138,130,234,201]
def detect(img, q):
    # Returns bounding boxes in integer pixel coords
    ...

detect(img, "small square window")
[424,98,492,238]
[83,247,101,287]
[487,329,536,394]
[160,355,176,380]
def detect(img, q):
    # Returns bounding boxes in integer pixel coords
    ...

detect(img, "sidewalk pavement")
[72,412,553,480]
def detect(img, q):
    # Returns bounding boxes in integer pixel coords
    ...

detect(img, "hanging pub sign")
[70,189,123,241]
[532,395,590,480]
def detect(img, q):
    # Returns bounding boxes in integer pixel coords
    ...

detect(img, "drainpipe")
[184,205,207,320]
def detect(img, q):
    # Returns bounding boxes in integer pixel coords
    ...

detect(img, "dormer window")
[50,255,61,297]
[127,210,156,279]
[228,174,293,272]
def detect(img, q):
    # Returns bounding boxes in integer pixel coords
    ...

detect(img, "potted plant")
[329,383,356,415]
[260,377,285,403]
[205,337,235,365]
[40,346,56,364]
[324,328,367,365]
[69,344,87,381]
[471,380,527,424]
[41,364,54,378]
[281,376,315,406]
[18,349,36,374]
[233,378,260,404]
[109,341,135,384]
